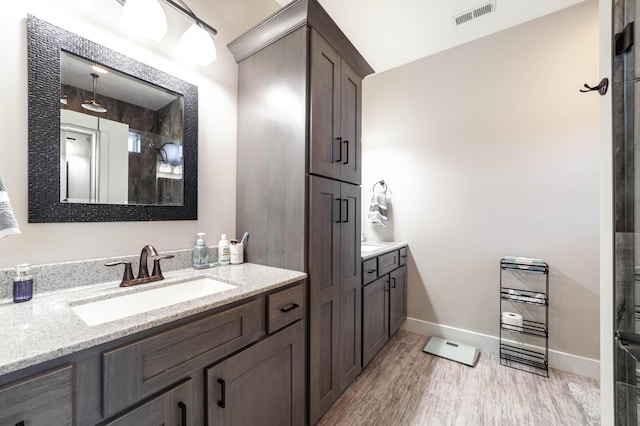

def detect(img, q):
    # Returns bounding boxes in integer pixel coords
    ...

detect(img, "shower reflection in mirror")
[60,50,184,206]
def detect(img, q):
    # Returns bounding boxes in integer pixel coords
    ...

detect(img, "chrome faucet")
[106,245,174,287]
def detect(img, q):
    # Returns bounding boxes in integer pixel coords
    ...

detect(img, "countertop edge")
[361,242,408,260]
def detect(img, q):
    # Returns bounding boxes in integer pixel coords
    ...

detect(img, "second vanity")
[360,242,408,367]
[0,262,306,425]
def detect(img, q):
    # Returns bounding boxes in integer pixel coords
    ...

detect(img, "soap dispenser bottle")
[218,234,230,266]
[13,263,33,303]
[193,233,210,269]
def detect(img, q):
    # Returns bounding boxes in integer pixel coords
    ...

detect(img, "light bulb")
[179,23,217,66]
[121,0,168,42]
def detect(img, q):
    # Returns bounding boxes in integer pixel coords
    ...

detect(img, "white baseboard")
[402,317,599,380]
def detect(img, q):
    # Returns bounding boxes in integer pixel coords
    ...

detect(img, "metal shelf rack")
[499,257,549,377]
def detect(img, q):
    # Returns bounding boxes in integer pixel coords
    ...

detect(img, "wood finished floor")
[317,330,599,426]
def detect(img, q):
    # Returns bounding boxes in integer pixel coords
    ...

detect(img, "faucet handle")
[105,261,135,286]
[151,255,175,278]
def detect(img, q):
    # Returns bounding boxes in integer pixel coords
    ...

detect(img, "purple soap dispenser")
[13,263,33,303]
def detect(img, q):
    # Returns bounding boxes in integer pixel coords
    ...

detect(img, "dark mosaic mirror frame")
[27,15,198,222]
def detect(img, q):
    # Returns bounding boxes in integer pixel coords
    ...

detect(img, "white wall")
[362,0,600,360]
[0,0,279,269]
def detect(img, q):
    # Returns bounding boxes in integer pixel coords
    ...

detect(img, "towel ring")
[373,180,387,193]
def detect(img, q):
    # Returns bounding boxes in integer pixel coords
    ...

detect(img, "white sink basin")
[361,244,385,253]
[71,278,236,326]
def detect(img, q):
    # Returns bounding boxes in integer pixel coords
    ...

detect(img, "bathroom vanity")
[0,264,306,425]
[360,242,408,367]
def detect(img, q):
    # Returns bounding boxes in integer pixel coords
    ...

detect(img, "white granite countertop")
[0,263,306,376]
[361,241,407,260]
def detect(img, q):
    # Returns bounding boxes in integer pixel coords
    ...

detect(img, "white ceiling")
[274,0,588,73]
[61,51,178,111]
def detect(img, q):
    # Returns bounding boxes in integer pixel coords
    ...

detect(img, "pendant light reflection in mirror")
[81,73,107,113]
[117,0,218,66]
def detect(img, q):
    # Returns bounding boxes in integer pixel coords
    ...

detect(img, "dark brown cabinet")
[101,283,304,425]
[104,379,193,426]
[389,265,408,337]
[308,176,361,419]
[206,321,305,426]
[362,275,390,367]
[0,364,74,426]
[0,282,305,426]
[229,1,373,424]
[338,183,362,392]
[308,176,341,419]
[310,31,362,185]
[362,249,408,368]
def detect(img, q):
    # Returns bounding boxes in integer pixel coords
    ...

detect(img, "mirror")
[60,51,184,206]
[27,15,198,222]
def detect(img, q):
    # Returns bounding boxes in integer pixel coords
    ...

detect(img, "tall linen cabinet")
[228,1,374,424]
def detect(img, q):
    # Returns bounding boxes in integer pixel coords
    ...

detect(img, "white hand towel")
[0,176,20,239]
[368,189,388,227]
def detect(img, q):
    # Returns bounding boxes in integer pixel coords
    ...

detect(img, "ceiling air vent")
[453,1,496,26]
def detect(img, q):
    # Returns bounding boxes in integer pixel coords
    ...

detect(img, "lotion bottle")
[193,233,210,269]
[218,234,230,265]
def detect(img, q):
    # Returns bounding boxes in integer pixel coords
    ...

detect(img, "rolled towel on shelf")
[0,176,20,239]
[503,256,546,270]
[503,256,545,264]
[368,180,388,227]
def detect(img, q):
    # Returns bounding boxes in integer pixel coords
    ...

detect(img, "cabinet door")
[206,321,305,426]
[308,176,341,424]
[362,275,390,368]
[389,265,408,337]
[104,379,193,426]
[310,30,342,180]
[339,183,362,392]
[339,61,362,185]
[0,364,74,426]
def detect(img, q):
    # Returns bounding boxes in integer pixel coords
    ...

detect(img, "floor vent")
[453,1,496,26]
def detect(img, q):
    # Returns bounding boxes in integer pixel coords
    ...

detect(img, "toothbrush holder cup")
[230,244,244,265]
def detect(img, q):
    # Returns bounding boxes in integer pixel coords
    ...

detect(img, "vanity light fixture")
[179,22,216,66]
[117,0,218,66]
[81,73,107,113]
[120,0,168,42]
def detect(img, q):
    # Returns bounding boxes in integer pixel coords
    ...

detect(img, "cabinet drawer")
[267,283,305,334]
[102,298,264,417]
[378,250,399,276]
[399,247,408,266]
[362,258,378,285]
[0,364,74,426]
